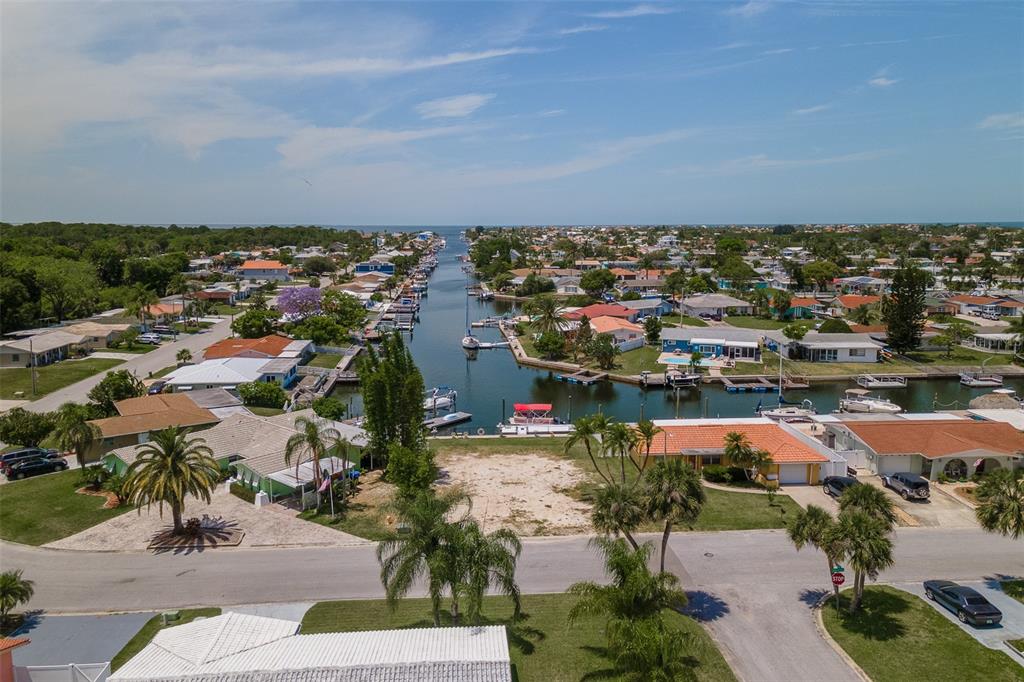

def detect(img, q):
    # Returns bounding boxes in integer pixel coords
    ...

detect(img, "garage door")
[779,464,808,485]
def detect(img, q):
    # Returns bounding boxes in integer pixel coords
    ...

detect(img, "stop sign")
[831,573,845,586]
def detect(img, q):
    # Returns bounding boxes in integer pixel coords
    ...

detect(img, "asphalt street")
[2,527,1021,682]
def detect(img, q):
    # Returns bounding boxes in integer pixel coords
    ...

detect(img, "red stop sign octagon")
[831,573,846,586]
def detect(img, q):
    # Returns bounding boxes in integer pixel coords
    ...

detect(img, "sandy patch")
[46,484,371,551]
[437,452,592,535]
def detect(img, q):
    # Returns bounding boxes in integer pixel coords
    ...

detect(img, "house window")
[849,348,866,357]
[10,354,18,362]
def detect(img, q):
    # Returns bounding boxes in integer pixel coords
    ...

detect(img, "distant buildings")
[238,259,291,281]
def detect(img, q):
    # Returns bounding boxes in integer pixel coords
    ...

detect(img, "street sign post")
[831,565,845,574]
[831,573,845,586]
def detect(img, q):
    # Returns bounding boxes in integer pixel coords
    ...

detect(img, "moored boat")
[838,388,903,414]
[497,403,574,435]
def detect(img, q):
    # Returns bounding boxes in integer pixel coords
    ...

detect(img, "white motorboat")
[461,334,480,350]
[424,386,457,411]
[759,399,817,422]
[838,388,903,414]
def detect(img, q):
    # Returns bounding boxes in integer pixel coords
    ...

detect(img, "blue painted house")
[661,328,784,361]
[354,260,396,275]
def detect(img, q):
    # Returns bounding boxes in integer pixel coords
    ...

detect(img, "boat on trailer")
[838,388,903,414]
[855,374,908,389]
[497,403,575,435]
[959,372,1004,388]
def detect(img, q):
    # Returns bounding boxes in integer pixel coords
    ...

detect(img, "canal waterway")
[337,229,1023,433]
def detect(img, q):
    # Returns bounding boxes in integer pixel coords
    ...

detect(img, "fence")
[15,663,110,682]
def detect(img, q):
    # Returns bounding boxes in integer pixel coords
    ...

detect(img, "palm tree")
[176,348,193,365]
[602,422,639,484]
[837,483,897,530]
[377,489,470,626]
[591,481,646,550]
[788,505,846,604]
[605,616,694,682]
[525,294,567,334]
[568,538,687,626]
[51,402,100,469]
[124,427,221,535]
[827,509,894,612]
[0,569,34,629]
[566,415,612,486]
[1006,316,1024,355]
[124,286,159,329]
[284,415,339,490]
[975,469,1024,539]
[689,350,703,374]
[645,459,705,573]
[633,419,662,473]
[723,431,754,480]
[749,448,774,480]
[447,520,522,625]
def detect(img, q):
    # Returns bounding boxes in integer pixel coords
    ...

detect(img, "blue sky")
[1,1,1022,225]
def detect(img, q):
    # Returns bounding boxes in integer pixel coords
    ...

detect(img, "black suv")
[883,472,930,500]
[0,448,59,475]
[823,476,860,497]
[5,456,68,480]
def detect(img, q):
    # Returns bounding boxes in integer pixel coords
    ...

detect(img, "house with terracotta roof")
[822,417,1024,480]
[588,316,645,351]
[563,303,638,323]
[830,294,881,317]
[785,296,825,319]
[86,393,220,462]
[238,259,291,281]
[203,334,311,361]
[642,418,844,485]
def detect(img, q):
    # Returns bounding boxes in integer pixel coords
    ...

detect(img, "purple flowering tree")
[276,286,322,319]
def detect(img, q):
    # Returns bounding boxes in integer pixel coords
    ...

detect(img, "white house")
[163,357,299,391]
[680,293,754,317]
[783,332,883,363]
[589,315,646,351]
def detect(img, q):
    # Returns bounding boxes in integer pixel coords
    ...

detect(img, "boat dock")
[424,411,473,430]
[557,369,608,385]
[721,376,779,393]
[856,374,908,389]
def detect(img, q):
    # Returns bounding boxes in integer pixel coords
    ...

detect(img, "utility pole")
[29,336,37,398]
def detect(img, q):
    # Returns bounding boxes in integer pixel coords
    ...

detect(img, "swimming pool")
[660,356,715,367]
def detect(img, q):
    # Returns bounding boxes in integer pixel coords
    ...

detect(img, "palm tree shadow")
[832,590,908,641]
[799,588,829,609]
[149,516,243,555]
[681,590,730,622]
[983,573,1022,590]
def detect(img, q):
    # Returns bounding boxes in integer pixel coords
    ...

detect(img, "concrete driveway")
[784,483,840,514]
[12,612,154,666]
[896,581,1024,664]
[860,475,978,528]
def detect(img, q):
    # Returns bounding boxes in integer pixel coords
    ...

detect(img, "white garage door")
[779,464,808,485]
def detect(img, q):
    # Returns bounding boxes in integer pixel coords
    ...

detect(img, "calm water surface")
[336,231,1023,433]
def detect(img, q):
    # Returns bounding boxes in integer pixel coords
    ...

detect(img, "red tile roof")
[204,334,293,360]
[789,297,819,308]
[834,295,881,309]
[842,420,1024,458]
[240,260,287,270]
[647,423,827,463]
[947,295,1000,305]
[0,637,30,653]
[564,303,634,320]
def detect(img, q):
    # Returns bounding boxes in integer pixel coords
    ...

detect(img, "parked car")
[4,456,68,480]
[698,312,713,320]
[0,448,59,474]
[823,475,860,497]
[137,333,163,345]
[151,325,175,336]
[148,380,168,395]
[924,580,1003,626]
[882,472,930,500]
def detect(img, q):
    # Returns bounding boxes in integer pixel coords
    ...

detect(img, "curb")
[813,591,873,682]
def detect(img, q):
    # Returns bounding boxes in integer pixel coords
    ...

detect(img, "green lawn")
[1002,580,1024,604]
[822,587,1023,682]
[111,608,221,671]
[247,406,286,416]
[148,364,178,379]
[212,303,244,315]
[301,593,736,682]
[725,316,797,330]
[0,469,131,545]
[758,350,926,377]
[905,346,1012,366]
[299,504,392,541]
[0,358,124,399]
[1010,639,1024,654]
[667,315,709,327]
[307,352,344,369]
[106,345,155,354]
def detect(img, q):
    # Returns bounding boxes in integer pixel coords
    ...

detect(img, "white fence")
[15,663,110,682]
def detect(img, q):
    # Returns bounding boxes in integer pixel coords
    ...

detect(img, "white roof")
[681,293,751,308]
[0,330,85,353]
[111,613,511,682]
[967,409,1024,430]
[268,455,355,487]
[164,358,274,386]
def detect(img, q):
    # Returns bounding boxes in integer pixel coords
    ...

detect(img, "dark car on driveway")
[4,456,68,480]
[148,380,168,395]
[0,448,60,475]
[883,472,930,500]
[823,476,860,497]
[924,580,1003,626]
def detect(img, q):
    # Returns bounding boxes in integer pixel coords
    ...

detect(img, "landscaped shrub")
[238,381,286,408]
[230,482,256,504]
[702,464,732,483]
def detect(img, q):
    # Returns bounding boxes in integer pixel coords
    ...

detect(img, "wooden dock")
[423,411,473,430]
[557,369,608,385]
[721,376,778,393]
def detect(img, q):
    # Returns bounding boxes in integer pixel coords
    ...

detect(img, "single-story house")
[924,297,958,316]
[641,418,844,485]
[354,260,396,275]
[822,418,1024,480]
[984,299,1024,318]
[619,297,674,319]
[680,293,753,317]
[783,332,883,363]
[64,321,134,349]
[143,302,185,326]
[785,297,824,320]
[176,387,248,419]
[969,332,1017,352]
[947,294,1001,316]
[563,303,639,323]
[830,294,881,317]
[203,334,311,361]
[192,287,236,304]
[238,259,291,281]
[661,328,781,361]
[86,393,220,462]
[589,316,645,351]
[615,278,666,296]
[109,612,511,682]
[553,276,582,295]
[0,330,85,368]
[163,357,300,391]
[835,276,887,293]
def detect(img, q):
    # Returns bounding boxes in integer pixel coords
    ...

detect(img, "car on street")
[4,456,69,480]
[882,472,930,500]
[923,580,1003,626]
[137,333,163,345]
[823,475,860,497]
[0,448,60,475]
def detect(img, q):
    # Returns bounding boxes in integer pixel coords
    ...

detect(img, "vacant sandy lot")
[46,484,370,551]
[437,452,592,535]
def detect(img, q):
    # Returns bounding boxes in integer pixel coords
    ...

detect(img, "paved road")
[23,318,233,413]
[3,528,1021,682]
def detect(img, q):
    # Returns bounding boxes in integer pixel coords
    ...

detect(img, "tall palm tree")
[124,427,220,535]
[723,431,754,480]
[827,509,894,612]
[566,415,612,486]
[525,295,567,335]
[377,489,470,626]
[645,459,705,573]
[837,483,897,530]
[749,448,774,480]
[284,415,339,490]
[0,569,34,629]
[51,402,100,469]
[176,348,193,365]
[447,520,522,625]
[1006,316,1024,355]
[602,422,639,484]
[633,419,662,473]
[975,469,1024,539]
[788,505,845,604]
[591,481,646,550]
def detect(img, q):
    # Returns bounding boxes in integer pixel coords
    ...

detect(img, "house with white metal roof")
[782,332,884,364]
[110,612,512,682]
[163,357,300,391]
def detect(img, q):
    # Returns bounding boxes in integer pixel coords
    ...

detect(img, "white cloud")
[416,94,495,119]
[726,1,772,18]
[539,109,567,117]
[559,24,609,35]
[978,113,1024,130]
[793,104,831,116]
[277,125,475,168]
[714,41,752,51]
[868,66,899,87]
[584,4,678,19]
[762,48,793,55]
[670,150,888,176]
